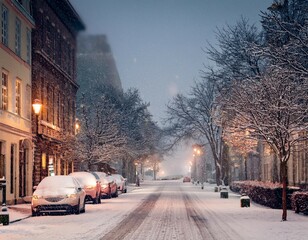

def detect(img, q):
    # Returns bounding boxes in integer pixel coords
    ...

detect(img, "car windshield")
[69,172,97,186]
[113,175,122,181]
[100,177,109,184]
[37,176,76,189]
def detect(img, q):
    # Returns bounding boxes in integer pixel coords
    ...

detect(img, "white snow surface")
[0,180,307,240]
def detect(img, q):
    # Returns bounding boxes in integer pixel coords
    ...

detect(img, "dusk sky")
[70,0,273,176]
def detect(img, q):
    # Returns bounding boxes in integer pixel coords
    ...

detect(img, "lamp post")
[32,99,42,187]
[32,99,42,134]
[192,144,203,185]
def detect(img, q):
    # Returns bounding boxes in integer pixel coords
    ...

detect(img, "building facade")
[0,0,35,204]
[229,136,308,189]
[31,0,84,186]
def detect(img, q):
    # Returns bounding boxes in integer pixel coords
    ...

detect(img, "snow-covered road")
[1,180,308,240]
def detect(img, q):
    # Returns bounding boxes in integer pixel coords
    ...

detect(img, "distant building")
[31,0,85,186]
[0,0,35,204]
[77,34,123,94]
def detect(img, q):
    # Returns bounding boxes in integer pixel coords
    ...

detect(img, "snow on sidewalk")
[4,204,31,223]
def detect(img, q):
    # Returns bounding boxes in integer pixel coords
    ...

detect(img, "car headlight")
[66,193,77,198]
[85,186,95,190]
[32,195,42,200]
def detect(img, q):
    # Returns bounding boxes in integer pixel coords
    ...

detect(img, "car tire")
[32,209,38,217]
[93,193,99,204]
[81,199,86,213]
[75,200,81,214]
[112,189,118,198]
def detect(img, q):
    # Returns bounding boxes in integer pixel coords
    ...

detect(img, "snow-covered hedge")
[292,191,308,215]
[230,181,300,209]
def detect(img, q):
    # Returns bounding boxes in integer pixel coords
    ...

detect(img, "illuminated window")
[25,85,31,119]
[41,153,46,170]
[48,156,54,176]
[15,80,21,115]
[10,144,15,194]
[1,72,8,110]
[0,142,5,178]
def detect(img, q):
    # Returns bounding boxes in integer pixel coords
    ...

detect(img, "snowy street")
[1,180,308,240]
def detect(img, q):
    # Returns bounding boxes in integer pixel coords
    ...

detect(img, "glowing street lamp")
[75,118,80,135]
[32,99,42,134]
[32,99,42,115]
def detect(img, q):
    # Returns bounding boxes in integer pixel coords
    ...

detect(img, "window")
[0,142,5,179]
[55,31,61,65]
[25,85,31,119]
[15,80,21,115]
[45,20,52,56]
[10,144,15,194]
[47,86,54,123]
[54,91,59,126]
[1,4,8,46]
[26,28,31,64]
[1,71,8,111]
[15,17,21,56]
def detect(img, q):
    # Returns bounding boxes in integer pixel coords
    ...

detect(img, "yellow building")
[0,0,35,204]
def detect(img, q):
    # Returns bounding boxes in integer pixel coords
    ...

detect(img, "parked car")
[92,172,118,199]
[31,175,86,216]
[69,172,101,204]
[112,174,127,193]
[183,176,191,183]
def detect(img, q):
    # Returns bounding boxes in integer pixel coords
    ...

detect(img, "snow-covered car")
[31,175,86,216]
[101,174,118,198]
[183,176,191,183]
[112,174,127,193]
[69,172,101,204]
[92,172,118,198]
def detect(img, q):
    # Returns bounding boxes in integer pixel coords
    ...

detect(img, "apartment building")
[31,0,84,186]
[0,0,35,204]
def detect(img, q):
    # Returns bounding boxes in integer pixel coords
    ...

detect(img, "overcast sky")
[70,0,273,177]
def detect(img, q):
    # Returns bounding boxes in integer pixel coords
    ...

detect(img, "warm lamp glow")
[32,99,42,115]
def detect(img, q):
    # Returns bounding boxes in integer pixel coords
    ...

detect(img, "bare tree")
[75,93,126,169]
[225,66,308,221]
[165,79,227,185]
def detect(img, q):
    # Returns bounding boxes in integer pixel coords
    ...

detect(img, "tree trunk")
[244,156,248,180]
[281,161,288,221]
[215,163,221,186]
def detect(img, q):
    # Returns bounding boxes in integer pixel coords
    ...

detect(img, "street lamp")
[32,99,42,134]
[75,118,80,135]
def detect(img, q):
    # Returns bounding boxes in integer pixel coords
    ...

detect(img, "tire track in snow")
[183,192,216,240]
[190,192,244,240]
[122,181,201,240]
[99,186,164,240]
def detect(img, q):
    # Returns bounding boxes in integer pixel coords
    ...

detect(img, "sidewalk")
[1,204,31,224]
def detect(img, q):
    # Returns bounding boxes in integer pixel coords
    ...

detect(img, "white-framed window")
[25,84,31,119]
[1,4,8,46]
[15,17,21,56]
[15,79,21,115]
[1,71,8,110]
[26,28,31,64]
